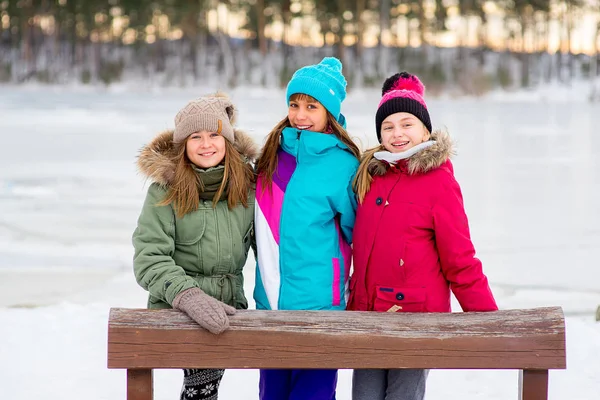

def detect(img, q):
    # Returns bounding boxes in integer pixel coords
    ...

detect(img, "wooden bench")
[107,307,566,400]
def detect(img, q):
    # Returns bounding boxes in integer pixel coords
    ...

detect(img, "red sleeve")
[432,176,498,312]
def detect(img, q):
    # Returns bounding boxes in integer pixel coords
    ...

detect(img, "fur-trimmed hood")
[137,128,259,186]
[367,129,455,176]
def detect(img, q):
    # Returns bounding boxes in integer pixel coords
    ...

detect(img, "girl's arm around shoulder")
[432,176,498,312]
[132,183,199,306]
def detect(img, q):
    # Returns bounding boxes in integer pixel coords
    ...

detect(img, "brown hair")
[159,139,255,218]
[256,93,361,191]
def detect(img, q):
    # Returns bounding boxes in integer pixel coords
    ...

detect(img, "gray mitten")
[172,287,236,334]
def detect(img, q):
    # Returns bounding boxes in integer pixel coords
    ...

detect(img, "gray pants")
[352,369,429,400]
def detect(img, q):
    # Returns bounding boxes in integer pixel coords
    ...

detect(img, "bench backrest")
[107,307,566,370]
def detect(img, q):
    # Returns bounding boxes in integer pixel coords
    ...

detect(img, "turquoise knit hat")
[286,57,347,121]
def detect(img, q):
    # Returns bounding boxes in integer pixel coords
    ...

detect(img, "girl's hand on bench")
[172,287,236,334]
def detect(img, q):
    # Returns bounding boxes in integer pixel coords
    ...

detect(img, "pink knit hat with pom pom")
[375,72,432,142]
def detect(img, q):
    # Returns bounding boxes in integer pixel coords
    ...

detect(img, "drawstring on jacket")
[217,273,238,305]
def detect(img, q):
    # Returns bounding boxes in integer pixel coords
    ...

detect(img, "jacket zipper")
[277,130,302,310]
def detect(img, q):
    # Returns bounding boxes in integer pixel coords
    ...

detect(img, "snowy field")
[0,84,599,399]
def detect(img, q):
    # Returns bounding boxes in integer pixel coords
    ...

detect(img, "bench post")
[127,369,153,400]
[519,369,548,400]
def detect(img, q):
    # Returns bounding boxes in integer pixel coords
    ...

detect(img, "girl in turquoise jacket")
[254,57,361,400]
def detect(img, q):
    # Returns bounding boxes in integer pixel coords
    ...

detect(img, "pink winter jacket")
[347,131,498,313]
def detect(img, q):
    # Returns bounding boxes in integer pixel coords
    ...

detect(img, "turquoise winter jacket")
[254,127,359,311]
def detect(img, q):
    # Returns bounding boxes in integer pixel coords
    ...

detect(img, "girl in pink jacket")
[347,72,498,400]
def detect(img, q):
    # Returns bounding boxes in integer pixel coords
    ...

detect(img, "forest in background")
[1,0,599,97]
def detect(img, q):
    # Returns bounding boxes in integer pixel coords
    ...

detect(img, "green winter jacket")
[132,129,258,310]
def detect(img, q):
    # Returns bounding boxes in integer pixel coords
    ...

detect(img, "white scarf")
[373,141,435,164]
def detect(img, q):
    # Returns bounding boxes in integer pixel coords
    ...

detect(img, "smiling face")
[380,112,430,153]
[287,94,328,133]
[185,130,226,168]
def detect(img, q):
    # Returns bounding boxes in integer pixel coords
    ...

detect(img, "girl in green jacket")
[132,92,257,400]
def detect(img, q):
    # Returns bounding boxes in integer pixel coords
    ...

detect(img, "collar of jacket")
[191,165,228,201]
[374,141,435,164]
[280,126,349,159]
[368,129,455,177]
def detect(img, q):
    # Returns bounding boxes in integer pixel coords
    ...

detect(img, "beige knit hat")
[173,92,236,144]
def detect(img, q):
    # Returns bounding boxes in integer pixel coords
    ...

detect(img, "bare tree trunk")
[197,8,209,81]
[590,16,600,101]
[336,0,346,65]
[217,32,235,86]
[520,15,531,87]
[356,0,365,58]
[54,15,62,82]
[543,12,555,83]
[558,2,571,83]
[180,0,201,81]
[212,0,235,86]
[256,0,267,56]
[595,20,600,80]
[94,39,102,83]
[418,2,427,47]
[378,0,391,78]
[457,14,470,79]
[477,12,487,66]
[255,0,267,86]
[567,4,574,82]
[281,0,291,87]
[354,0,366,87]
[20,0,35,81]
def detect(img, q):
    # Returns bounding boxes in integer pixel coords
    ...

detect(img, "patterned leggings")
[180,369,225,400]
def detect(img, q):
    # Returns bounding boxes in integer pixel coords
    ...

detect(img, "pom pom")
[319,57,342,72]
[381,73,404,95]
[381,72,425,97]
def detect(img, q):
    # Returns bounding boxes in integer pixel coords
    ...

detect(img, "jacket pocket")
[174,212,206,245]
[373,286,426,312]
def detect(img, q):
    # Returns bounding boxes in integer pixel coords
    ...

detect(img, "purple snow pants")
[259,369,338,400]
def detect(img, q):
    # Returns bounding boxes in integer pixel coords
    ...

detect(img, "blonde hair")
[256,93,360,191]
[159,139,255,218]
[352,145,383,204]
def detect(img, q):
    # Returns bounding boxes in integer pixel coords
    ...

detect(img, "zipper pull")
[297,129,301,139]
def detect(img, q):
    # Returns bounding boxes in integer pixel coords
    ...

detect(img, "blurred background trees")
[1,0,599,95]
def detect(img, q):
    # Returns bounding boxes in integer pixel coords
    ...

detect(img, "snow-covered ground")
[0,85,599,399]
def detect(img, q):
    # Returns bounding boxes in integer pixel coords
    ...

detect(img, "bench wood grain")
[108,307,566,400]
